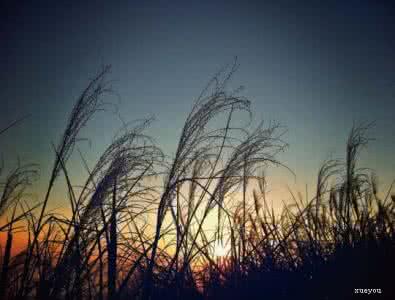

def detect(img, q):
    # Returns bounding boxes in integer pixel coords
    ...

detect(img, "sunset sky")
[1,0,395,208]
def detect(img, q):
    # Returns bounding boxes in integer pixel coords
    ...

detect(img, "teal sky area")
[1,0,394,207]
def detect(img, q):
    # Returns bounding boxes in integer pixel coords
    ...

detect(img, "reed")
[0,64,393,300]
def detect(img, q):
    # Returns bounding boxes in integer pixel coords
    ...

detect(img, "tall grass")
[0,64,393,300]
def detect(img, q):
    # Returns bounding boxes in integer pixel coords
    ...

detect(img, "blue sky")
[1,0,394,206]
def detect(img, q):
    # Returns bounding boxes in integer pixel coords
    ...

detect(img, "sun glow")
[214,241,230,258]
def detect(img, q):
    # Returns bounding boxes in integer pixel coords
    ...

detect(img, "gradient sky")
[1,0,395,207]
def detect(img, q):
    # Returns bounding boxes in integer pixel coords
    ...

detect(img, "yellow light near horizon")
[214,241,230,258]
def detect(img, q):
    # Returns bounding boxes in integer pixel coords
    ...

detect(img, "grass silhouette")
[0,63,394,300]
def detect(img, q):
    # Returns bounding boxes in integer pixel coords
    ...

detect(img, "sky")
[1,0,395,209]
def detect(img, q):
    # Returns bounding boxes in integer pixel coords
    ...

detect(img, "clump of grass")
[0,64,394,300]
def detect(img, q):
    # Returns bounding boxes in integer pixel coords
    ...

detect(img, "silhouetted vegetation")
[0,63,394,299]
